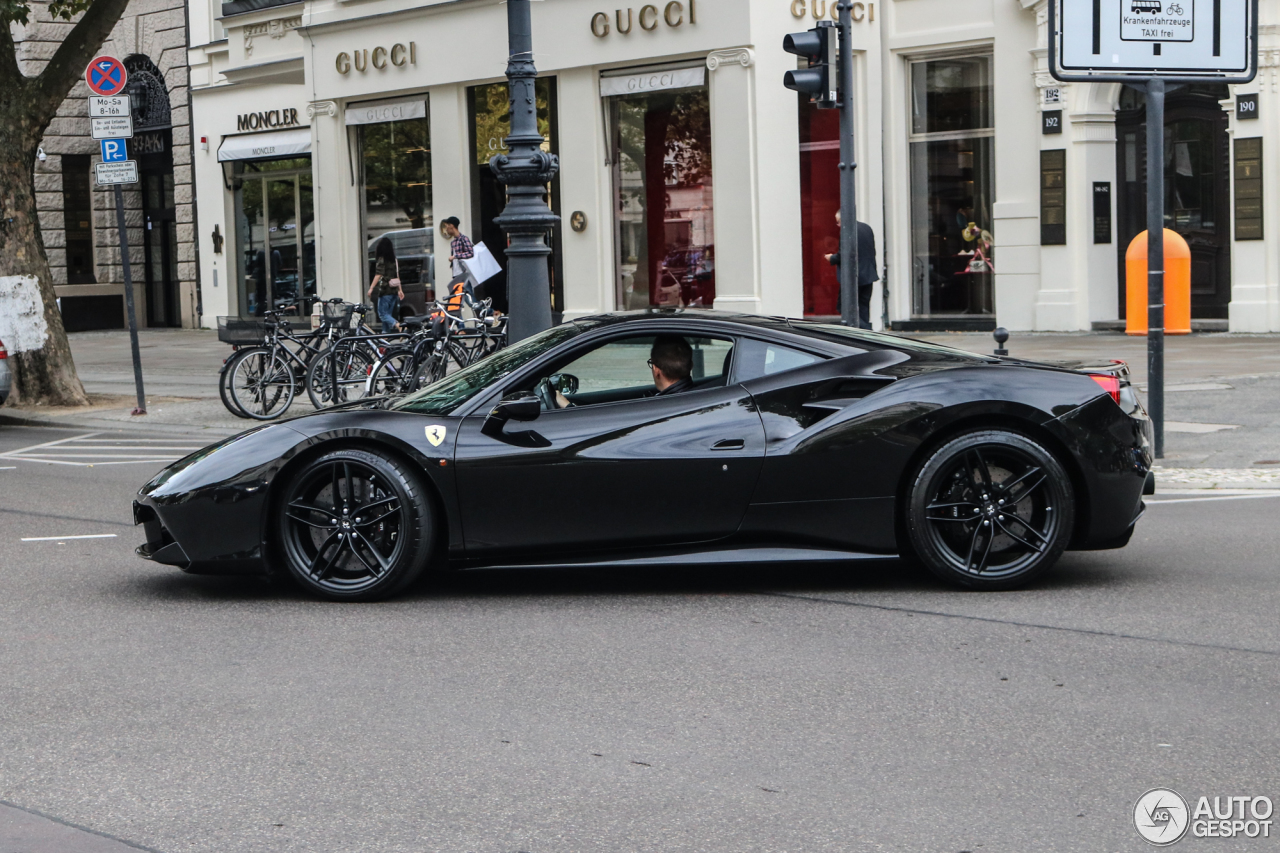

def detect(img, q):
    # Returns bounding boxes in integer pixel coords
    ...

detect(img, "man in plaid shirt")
[442,217,474,278]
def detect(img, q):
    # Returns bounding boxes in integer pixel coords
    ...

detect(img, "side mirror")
[548,372,579,395]
[482,392,541,437]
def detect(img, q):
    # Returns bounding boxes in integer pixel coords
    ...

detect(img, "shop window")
[908,55,995,318]
[61,154,96,285]
[467,79,562,316]
[797,97,840,316]
[607,77,714,310]
[231,157,315,318]
[357,106,433,305]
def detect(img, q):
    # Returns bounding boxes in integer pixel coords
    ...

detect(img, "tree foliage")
[2,0,92,25]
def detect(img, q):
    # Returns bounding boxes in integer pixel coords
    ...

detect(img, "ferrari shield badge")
[424,425,447,447]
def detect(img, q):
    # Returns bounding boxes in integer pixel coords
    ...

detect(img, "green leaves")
[2,0,93,26]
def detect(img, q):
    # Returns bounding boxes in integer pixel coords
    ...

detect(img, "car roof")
[567,309,991,362]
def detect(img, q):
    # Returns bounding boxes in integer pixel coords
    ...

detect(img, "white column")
[1227,46,1280,332]
[556,68,612,319]
[992,2,1045,331]
[706,48,763,314]
[308,99,360,304]
[428,83,470,291]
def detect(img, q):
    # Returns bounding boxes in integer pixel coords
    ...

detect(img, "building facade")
[187,0,1280,333]
[19,0,198,331]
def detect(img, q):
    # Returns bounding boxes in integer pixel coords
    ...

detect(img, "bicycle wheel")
[218,351,251,419]
[367,347,419,397]
[229,347,295,420]
[306,343,376,409]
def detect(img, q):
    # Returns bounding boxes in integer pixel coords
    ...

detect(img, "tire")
[306,344,376,409]
[367,347,419,397]
[277,448,435,601]
[228,347,295,420]
[218,351,251,418]
[903,429,1075,590]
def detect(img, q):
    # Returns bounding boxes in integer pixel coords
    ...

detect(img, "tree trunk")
[1,0,134,407]
[0,117,88,406]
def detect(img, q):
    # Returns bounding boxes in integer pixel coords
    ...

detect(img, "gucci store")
[187,0,1280,332]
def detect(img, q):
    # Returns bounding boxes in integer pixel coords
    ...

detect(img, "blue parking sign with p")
[100,138,127,162]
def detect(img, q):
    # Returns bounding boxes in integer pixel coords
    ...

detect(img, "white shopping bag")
[462,241,502,284]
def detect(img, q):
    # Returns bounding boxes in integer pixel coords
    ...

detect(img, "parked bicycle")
[366,293,508,397]
[217,299,379,420]
[303,301,406,408]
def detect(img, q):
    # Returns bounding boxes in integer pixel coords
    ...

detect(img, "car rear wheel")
[277,448,435,601]
[904,429,1074,590]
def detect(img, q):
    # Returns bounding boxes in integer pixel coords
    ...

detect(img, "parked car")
[0,336,10,406]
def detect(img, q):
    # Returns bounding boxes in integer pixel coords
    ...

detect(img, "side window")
[734,338,823,383]
[526,334,735,408]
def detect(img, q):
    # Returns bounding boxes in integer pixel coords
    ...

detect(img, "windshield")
[390,324,583,416]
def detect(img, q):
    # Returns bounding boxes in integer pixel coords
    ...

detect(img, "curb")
[0,410,241,437]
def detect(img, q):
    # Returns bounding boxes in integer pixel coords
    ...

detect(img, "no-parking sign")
[85,56,127,96]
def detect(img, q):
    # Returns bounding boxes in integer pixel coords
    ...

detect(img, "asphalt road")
[2,424,1279,852]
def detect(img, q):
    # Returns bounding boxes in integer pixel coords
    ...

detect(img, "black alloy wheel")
[277,448,434,601]
[905,430,1074,590]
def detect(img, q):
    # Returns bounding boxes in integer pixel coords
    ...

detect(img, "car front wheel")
[905,429,1074,590]
[277,448,435,601]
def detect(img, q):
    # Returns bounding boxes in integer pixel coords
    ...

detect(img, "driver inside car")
[546,335,695,409]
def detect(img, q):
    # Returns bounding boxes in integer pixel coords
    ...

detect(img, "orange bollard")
[1125,229,1191,335]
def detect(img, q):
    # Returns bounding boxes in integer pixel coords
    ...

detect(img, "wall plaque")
[1093,182,1111,244]
[1042,109,1063,135]
[1234,137,1263,241]
[1040,149,1067,245]
[1237,93,1259,120]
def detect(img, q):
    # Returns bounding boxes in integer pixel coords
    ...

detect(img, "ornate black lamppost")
[490,0,559,342]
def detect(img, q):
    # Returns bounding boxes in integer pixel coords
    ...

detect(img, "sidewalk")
[0,327,1277,478]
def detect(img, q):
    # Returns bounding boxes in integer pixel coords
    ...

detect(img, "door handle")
[712,438,746,451]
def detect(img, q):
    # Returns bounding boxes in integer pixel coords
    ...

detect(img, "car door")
[453,332,766,557]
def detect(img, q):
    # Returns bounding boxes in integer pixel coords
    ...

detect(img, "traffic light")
[783,21,837,108]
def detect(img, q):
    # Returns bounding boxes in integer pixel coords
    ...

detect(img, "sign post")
[1049,0,1258,459]
[86,56,147,416]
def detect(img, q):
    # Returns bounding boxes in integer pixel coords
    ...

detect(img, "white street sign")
[1052,0,1256,81]
[88,95,130,117]
[95,160,139,186]
[91,115,133,140]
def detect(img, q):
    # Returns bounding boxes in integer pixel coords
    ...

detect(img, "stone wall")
[13,0,197,329]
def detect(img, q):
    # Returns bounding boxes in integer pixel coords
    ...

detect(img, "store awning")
[217,128,311,162]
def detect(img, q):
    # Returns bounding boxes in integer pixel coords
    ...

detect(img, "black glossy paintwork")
[133,311,1151,575]
[455,384,766,556]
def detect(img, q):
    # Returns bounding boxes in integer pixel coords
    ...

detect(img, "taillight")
[0,338,7,359]
[1089,373,1121,404]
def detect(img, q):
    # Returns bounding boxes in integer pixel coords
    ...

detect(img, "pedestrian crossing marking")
[0,432,205,467]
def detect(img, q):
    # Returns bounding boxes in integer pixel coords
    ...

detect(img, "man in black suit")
[824,210,880,330]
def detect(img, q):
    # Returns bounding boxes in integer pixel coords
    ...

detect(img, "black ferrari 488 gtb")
[134,311,1154,600]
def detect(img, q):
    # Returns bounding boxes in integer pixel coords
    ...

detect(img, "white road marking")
[1165,421,1241,433]
[0,432,204,467]
[1147,493,1280,505]
[21,534,118,541]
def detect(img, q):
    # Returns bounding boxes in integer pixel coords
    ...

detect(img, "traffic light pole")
[1145,78,1165,458]
[836,1,858,328]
